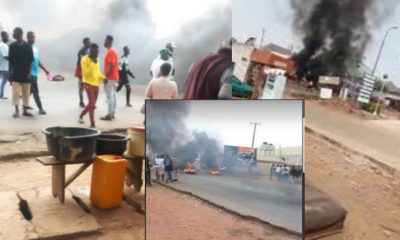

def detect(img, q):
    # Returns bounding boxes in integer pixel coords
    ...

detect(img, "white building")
[232,41,255,81]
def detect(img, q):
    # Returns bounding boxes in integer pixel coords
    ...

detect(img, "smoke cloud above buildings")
[291,0,398,81]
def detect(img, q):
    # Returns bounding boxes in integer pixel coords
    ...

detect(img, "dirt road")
[146,183,300,240]
[306,130,400,239]
[305,100,400,170]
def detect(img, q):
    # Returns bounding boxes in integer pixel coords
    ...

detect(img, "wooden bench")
[36,156,93,204]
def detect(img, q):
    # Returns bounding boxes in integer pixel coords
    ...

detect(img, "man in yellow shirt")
[79,43,105,128]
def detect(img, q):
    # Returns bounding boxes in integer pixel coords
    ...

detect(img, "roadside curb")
[305,125,398,174]
[153,180,302,237]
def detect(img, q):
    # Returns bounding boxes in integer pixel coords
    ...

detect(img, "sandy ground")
[306,131,400,240]
[0,131,145,239]
[146,130,399,240]
[146,183,300,240]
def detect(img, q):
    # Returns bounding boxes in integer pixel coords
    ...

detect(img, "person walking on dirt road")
[75,37,91,108]
[117,46,135,107]
[79,43,106,128]
[27,31,50,115]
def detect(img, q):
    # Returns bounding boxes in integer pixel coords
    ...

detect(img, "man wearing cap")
[165,42,176,80]
[165,42,175,56]
[150,49,173,80]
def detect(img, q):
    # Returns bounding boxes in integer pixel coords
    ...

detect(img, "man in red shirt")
[101,35,119,121]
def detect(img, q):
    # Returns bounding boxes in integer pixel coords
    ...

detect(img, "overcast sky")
[186,100,303,148]
[0,0,229,40]
[233,0,400,85]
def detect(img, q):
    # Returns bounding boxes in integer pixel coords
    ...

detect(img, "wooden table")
[123,154,144,192]
[36,156,93,203]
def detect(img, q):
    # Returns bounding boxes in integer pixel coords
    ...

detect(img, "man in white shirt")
[150,49,174,80]
[0,31,9,99]
[117,46,135,107]
[275,164,282,181]
[145,62,177,99]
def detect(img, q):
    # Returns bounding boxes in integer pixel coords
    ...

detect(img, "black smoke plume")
[146,101,222,169]
[174,131,221,169]
[146,101,191,155]
[291,0,397,85]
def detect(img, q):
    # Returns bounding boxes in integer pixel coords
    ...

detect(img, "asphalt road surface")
[161,173,303,234]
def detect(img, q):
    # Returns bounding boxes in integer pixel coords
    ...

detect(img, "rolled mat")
[305,180,347,239]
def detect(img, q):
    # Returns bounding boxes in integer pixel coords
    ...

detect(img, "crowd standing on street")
[152,154,177,184]
[269,163,302,184]
[1,25,233,126]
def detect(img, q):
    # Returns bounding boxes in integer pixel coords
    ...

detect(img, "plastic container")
[47,73,53,81]
[90,155,128,209]
[42,126,100,162]
[127,124,145,157]
[96,134,129,155]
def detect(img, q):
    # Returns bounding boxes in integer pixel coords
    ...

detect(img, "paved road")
[0,72,145,134]
[305,101,400,170]
[160,173,303,234]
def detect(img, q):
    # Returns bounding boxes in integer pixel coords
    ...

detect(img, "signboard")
[357,74,376,104]
[223,145,255,169]
[320,88,333,99]
[318,76,340,85]
[273,60,287,69]
[262,73,287,99]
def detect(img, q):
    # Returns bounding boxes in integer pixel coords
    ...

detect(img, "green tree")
[373,80,388,92]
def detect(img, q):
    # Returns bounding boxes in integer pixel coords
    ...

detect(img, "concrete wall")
[232,43,254,81]
[257,146,302,166]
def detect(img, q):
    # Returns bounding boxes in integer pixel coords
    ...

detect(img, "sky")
[186,100,303,148]
[0,0,230,40]
[232,0,400,85]
[0,0,231,89]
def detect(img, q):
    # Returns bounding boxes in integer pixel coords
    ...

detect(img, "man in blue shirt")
[0,31,9,99]
[27,31,50,115]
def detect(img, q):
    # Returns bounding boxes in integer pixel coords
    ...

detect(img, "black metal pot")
[96,134,129,156]
[42,127,101,162]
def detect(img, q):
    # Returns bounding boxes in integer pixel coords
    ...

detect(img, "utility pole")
[370,26,398,116]
[250,122,261,148]
[259,28,265,48]
[371,26,398,76]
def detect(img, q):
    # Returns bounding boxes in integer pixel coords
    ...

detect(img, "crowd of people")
[0,28,50,117]
[0,26,233,127]
[150,154,177,185]
[269,163,302,183]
